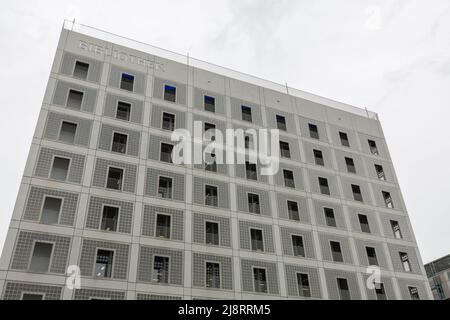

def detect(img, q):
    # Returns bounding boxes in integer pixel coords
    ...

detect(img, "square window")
[205,221,219,245]
[358,214,371,233]
[324,207,336,227]
[116,101,131,121]
[120,73,134,91]
[276,115,287,131]
[339,132,350,147]
[106,167,123,190]
[313,149,324,166]
[162,112,175,131]
[283,169,295,188]
[153,256,169,283]
[158,176,173,199]
[41,197,62,225]
[245,161,258,180]
[318,177,330,195]
[345,157,356,174]
[206,262,221,288]
[205,185,218,207]
[287,200,300,221]
[351,184,363,202]
[156,214,171,238]
[248,193,260,214]
[292,235,305,257]
[309,123,319,139]
[160,143,174,163]
[250,228,264,251]
[67,89,83,109]
[330,241,343,262]
[253,268,267,293]
[280,141,291,158]
[111,133,127,154]
[59,121,77,143]
[241,105,252,122]
[95,249,114,278]
[101,206,119,232]
[164,85,176,102]
[73,61,89,79]
[29,242,53,273]
[50,157,70,181]
[204,95,215,112]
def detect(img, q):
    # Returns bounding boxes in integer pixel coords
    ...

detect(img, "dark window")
[160,143,174,163]
[22,293,44,300]
[158,176,173,199]
[297,273,311,297]
[313,149,324,166]
[382,191,394,208]
[59,121,77,143]
[283,169,295,188]
[162,112,175,131]
[73,61,89,79]
[345,157,356,173]
[337,278,351,300]
[330,241,343,262]
[253,268,267,293]
[358,214,371,233]
[67,89,83,109]
[287,201,300,221]
[204,95,215,112]
[324,208,336,227]
[368,139,378,155]
[318,177,330,195]
[366,247,378,265]
[156,214,171,238]
[280,141,291,158]
[164,85,177,102]
[29,242,53,273]
[120,73,134,91]
[205,221,219,245]
[95,249,114,278]
[390,220,402,239]
[339,132,350,147]
[205,185,218,207]
[206,262,220,288]
[111,132,127,154]
[50,157,70,181]
[374,164,385,180]
[244,135,251,149]
[351,184,363,202]
[248,193,260,214]
[309,123,319,139]
[153,256,169,283]
[276,115,287,131]
[250,228,264,251]
[106,167,123,190]
[292,235,305,257]
[241,105,252,122]
[101,206,119,232]
[375,283,387,300]
[116,101,131,121]
[204,122,216,141]
[41,197,62,224]
[245,161,258,180]
[400,252,411,272]
[205,153,217,172]
[408,286,420,300]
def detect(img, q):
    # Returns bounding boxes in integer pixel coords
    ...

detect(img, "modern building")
[0,21,432,300]
[425,255,450,300]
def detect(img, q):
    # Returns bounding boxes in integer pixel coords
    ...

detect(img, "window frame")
[116,100,132,121]
[204,260,222,289]
[58,120,78,144]
[247,192,261,214]
[161,111,176,131]
[204,184,219,207]
[203,94,216,113]
[365,246,379,266]
[94,247,115,278]
[286,199,300,221]
[241,105,253,122]
[39,195,64,225]
[157,175,174,199]
[72,59,90,80]
[329,240,344,262]
[252,266,268,293]
[105,165,125,190]
[282,169,295,188]
[159,142,174,163]
[27,240,55,273]
[120,72,135,92]
[65,88,85,110]
[100,203,121,232]
[249,227,265,252]
[163,83,177,103]
[154,212,172,239]
[204,219,220,246]
[291,234,305,257]
[295,272,311,297]
[49,155,72,181]
[110,131,129,154]
[152,254,171,284]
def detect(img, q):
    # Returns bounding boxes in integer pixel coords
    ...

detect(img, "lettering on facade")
[79,40,165,71]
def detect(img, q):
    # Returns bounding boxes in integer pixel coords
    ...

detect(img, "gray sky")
[0,0,448,263]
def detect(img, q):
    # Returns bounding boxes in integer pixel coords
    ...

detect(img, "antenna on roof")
[285,82,289,95]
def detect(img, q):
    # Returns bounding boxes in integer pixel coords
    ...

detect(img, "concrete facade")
[0,22,432,300]
[425,255,450,300]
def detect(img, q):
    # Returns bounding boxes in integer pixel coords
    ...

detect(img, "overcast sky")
[0,0,448,263]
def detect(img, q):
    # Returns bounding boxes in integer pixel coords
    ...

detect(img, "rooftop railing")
[62,19,378,120]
